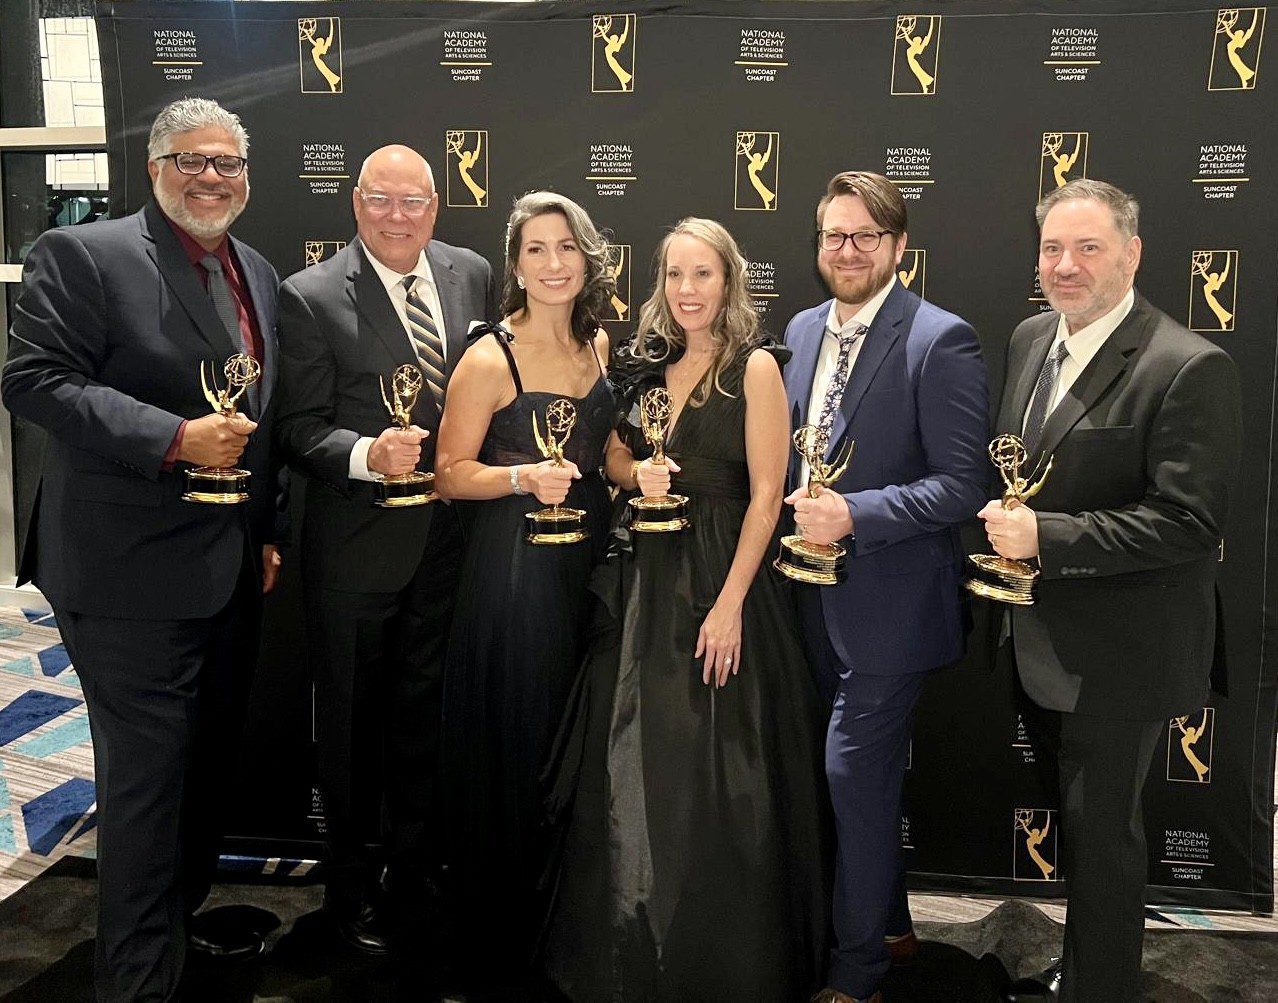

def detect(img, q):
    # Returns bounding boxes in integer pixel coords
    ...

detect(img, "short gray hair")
[147,98,249,161]
[1036,179,1139,239]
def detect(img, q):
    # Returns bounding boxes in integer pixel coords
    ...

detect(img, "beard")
[154,182,247,241]
[818,256,895,310]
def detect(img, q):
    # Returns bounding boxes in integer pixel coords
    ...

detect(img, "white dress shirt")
[349,248,445,482]
[1022,287,1134,433]
[800,276,897,485]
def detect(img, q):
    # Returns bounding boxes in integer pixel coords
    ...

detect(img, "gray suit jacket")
[998,291,1241,719]
[275,237,495,594]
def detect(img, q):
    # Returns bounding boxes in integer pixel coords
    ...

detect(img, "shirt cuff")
[160,419,188,472]
[348,436,382,482]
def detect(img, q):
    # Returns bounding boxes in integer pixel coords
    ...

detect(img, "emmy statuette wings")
[628,386,690,534]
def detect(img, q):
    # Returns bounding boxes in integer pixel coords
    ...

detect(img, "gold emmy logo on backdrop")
[774,425,854,585]
[604,244,631,323]
[628,388,690,534]
[1189,250,1239,332]
[446,130,489,208]
[734,131,780,211]
[183,354,261,504]
[1038,132,1088,199]
[527,399,589,545]
[891,15,941,95]
[591,14,637,92]
[965,435,1053,605]
[298,17,343,94]
[1209,8,1265,90]
[1167,708,1216,783]
[1013,809,1059,881]
[897,248,927,299]
[304,240,346,268]
[373,364,437,508]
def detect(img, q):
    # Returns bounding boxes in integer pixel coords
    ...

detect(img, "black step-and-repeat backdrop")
[97,1,1276,912]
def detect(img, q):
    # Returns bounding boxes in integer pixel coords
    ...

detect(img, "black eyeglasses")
[818,228,895,253]
[156,152,247,178]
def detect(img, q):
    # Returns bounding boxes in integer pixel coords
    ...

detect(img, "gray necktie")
[1022,341,1069,455]
[200,254,258,411]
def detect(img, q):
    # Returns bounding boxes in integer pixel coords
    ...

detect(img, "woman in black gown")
[543,218,830,1001]
[435,191,615,992]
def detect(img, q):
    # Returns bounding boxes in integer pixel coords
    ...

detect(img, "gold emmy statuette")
[183,354,261,504]
[964,434,1054,605]
[774,425,854,585]
[373,364,437,508]
[628,387,690,534]
[526,398,588,545]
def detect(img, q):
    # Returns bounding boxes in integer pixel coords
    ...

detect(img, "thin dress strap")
[587,336,605,379]
[489,329,524,396]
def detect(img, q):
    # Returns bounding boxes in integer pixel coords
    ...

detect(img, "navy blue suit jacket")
[783,281,989,674]
[2,201,280,619]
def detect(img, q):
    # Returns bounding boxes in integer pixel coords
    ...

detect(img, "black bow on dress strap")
[466,320,514,344]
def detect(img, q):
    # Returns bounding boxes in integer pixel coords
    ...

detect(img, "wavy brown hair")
[500,191,613,346]
[634,217,761,406]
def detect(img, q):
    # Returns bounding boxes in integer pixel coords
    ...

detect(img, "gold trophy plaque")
[526,398,588,545]
[964,434,1054,605]
[774,425,854,585]
[628,387,690,533]
[374,364,437,508]
[183,354,261,504]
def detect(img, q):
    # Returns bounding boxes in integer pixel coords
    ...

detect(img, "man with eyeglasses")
[2,97,282,999]
[781,171,988,1003]
[274,144,495,982]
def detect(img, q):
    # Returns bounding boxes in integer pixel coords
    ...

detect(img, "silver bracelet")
[510,464,527,496]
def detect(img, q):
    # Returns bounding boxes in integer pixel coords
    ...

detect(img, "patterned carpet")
[0,604,1274,935]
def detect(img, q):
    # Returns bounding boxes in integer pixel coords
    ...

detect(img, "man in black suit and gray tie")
[3,97,282,1000]
[980,179,1242,1002]
[274,144,495,970]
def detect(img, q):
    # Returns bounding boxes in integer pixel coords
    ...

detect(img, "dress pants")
[804,601,929,1000]
[57,551,261,1003]
[307,507,461,943]
[1016,671,1163,1003]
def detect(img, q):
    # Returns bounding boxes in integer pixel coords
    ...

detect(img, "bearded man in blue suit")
[783,171,989,1003]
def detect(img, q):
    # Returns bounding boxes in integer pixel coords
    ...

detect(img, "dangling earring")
[516,275,526,290]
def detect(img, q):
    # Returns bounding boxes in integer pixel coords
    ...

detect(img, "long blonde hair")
[634,217,761,406]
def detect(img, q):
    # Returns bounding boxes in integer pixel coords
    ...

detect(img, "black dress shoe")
[186,912,265,962]
[1003,959,1063,1001]
[325,893,390,955]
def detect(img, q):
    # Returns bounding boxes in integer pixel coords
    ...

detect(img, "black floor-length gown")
[441,326,614,988]
[543,345,831,1002]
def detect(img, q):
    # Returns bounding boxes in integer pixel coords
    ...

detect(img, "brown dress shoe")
[886,929,920,966]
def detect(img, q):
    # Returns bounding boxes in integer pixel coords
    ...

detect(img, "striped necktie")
[403,275,445,409]
[1022,341,1069,455]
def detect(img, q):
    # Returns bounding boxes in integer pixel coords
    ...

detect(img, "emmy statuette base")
[628,494,690,534]
[773,534,846,586]
[183,467,251,504]
[526,507,589,545]
[963,553,1038,606]
[374,471,438,508]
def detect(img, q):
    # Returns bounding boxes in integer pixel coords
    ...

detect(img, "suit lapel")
[348,240,416,372]
[784,307,827,488]
[426,243,468,380]
[1000,322,1055,436]
[1032,297,1152,461]
[827,284,904,454]
[231,236,276,417]
[141,201,238,362]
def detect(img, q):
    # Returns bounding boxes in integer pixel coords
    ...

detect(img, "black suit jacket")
[275,237,495,594]
[999,292,1241,720]
[2,201,281,619]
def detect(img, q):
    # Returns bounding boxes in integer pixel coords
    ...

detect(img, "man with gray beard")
[2,97,282,1001]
